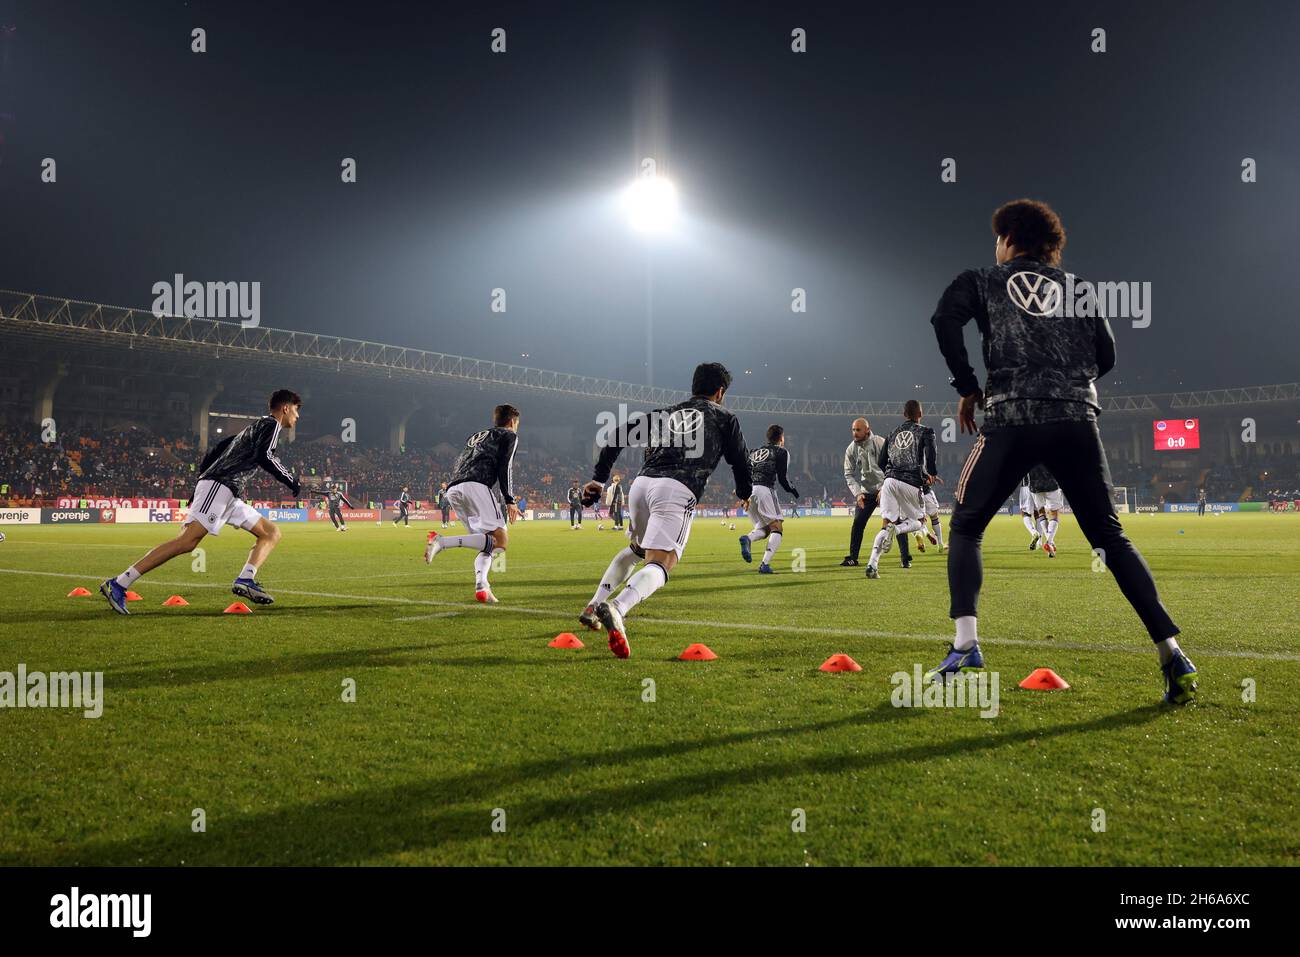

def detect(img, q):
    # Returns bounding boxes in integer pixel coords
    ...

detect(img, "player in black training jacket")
[566,481,584,529]
[739,424,799,574]
[1027,464,1064,557]
[393,487,412,526]
[322,483,353,531]
[577,362,751,658]
[864,400,940,578]
[927,198,1194,704]
[423,404,520,603]
[101,389,303,613]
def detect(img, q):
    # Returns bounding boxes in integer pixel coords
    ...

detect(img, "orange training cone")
[125,590,144,602]
[678,643,717,661]
[548,632,584,648]
[67,587,93,597]
[819,653,862,672]
[223,601,253,614]
[1019,668,1070,690]
[162,595,190,607]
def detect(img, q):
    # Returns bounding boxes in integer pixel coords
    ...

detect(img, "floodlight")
[624,175,678,233]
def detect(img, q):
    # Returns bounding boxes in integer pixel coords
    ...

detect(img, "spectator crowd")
[3,417,1297,510]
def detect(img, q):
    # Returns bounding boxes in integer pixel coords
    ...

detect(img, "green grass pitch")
[1,511,1297,866]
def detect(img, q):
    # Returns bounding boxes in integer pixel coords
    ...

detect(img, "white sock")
[746,528,767,542]
[1036,516,1048,539]
[894,518,922,535]
[1023,514,1037,535]
[591,546,640,608]
[1156,637,1181,665]
[1046,519,1059,544]
[115,565,142,588]
[612,562,667,615]
[473,550,498,591]
[931,517,943,546]
[442,533,488,551]
[761,532,782,566]
[954,616,978,651]
[868,527,892,567]
[238,562,259,581]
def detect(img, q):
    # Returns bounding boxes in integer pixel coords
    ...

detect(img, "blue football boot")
[1161,650,1198,705]
[100,578,130,615]
[924,643,986,683]
[232,578,275,605]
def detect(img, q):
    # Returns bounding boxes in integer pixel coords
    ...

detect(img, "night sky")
[1,0,1296,398]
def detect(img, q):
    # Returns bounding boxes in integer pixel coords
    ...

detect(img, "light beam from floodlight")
[624,175,678,233]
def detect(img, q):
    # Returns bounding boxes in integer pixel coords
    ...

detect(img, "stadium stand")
[2,290,1297,511]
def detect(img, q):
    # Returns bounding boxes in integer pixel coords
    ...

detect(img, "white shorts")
[1019,485,1034,513]
[921,488,940,516]
[627,476,696,559]
[1033,489,1065,512]
[185,480,261,536]
[447,481,505,535]
[748,486,783,527]
[879,477,925,524]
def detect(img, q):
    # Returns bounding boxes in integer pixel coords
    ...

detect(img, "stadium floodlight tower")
[623,172,678,387]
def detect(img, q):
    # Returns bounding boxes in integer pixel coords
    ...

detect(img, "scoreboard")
[1153,418,1200,451]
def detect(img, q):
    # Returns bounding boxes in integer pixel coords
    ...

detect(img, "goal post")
[1111,486,1130,514]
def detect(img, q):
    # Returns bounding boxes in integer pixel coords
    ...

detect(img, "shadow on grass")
[7,603,406,625]
[6,701,1164,865]
[105,642,495,690]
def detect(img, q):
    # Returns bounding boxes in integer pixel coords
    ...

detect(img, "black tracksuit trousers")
[948,418,1179,642]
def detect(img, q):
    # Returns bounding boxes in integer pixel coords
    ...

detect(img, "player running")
[577,362,751,658]
[927,198,1194,704]
[865,401,939,578]
[322,483,353,531]
[100,389,303,613]
[422,405,520,603]
[393,487,412,526]
[918,475,946,553]
[1028,464,1063,557]
[1019,475,1040,549]
[739,424,799,574]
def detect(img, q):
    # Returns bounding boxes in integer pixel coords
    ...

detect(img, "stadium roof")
[3,290,1297,418]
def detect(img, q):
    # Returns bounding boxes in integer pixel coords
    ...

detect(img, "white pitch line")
[0,540,145,548]
[393,611,460,622]
[1,566,1296,662]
